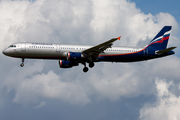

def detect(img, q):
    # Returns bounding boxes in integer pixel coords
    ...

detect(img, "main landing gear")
[83,67,89,73]
[89,62,94,68]
[82,62,95,73]
[20,58,24,67]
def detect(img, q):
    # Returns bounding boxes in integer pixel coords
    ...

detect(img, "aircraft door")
[144,48,148,57]
[21,43,26,51]
[56,44,60,52]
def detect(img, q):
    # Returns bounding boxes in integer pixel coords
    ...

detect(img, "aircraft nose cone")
[2,49,8,55]
[2,50,5,55]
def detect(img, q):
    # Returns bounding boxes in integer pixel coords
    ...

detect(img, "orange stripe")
[68,52,70,60]
[60,60,62,67]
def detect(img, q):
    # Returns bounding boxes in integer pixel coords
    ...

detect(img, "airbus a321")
[2,26,176,72]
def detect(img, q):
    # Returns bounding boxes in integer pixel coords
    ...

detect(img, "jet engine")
[67,52,84,61]
[59,60,78,68]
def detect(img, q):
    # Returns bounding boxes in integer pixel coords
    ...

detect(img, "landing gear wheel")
[20,58,25,67]
[89,62,94,68]
[83,67,89,72]
[20,63,24,67]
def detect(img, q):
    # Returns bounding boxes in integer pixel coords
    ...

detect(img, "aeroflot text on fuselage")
[2,26,176,72]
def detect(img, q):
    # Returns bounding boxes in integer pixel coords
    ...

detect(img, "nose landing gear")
[20,58,24,67]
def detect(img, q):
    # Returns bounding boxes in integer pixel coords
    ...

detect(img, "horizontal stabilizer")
[155,47,176,55]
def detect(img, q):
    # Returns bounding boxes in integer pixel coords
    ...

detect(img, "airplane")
[2,26,176,72]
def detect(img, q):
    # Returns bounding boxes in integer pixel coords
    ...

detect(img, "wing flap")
[82,36,121,59]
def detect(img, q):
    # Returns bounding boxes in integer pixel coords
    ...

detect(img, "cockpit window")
[8,45,13,48]
[8,45,16,48]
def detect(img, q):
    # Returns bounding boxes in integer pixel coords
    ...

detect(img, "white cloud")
[140,78,180,120]
[2,56,180,106]
[3,65,91,105]
[34,101,46,109]
[0,1,28,49]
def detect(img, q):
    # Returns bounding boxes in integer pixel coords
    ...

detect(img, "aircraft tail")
[146,26,172,50]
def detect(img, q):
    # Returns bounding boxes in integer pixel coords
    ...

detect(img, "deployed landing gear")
[20,63,24,67]
[89,62,94,68]
[83,67,89,72]
[82,62,89,73]
[82,62,95,72]
[20,58,24,67]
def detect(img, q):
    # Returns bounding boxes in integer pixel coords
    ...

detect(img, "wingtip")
[117,36,121,40]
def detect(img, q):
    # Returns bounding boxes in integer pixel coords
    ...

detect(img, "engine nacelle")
[59,60,78,68]
[67,52,84,61]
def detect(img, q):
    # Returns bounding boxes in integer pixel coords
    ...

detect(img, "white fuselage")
[3,42,142,60]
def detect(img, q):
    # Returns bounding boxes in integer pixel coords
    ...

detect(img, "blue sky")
[0,0,180,120]
[131,0,180,17]
[132,0,180,57]
[131,0,180,37]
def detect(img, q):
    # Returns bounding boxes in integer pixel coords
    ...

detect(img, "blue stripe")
[150,26,171,42]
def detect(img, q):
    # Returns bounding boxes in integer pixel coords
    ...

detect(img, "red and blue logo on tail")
[147,26,171,50]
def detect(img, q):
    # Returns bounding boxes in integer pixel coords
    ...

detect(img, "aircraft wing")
[82,36,121,59]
